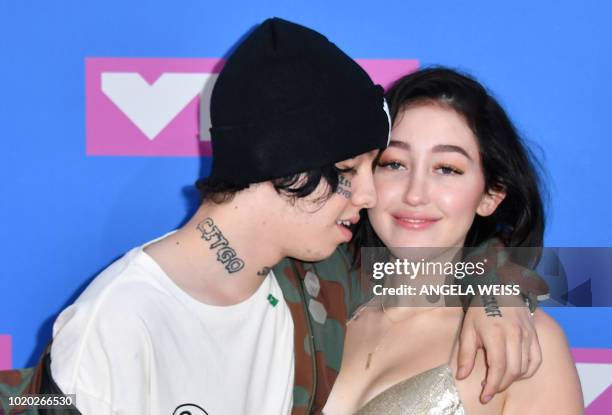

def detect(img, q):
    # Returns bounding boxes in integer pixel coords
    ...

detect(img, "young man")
[0,18,544,415]
[48,18,390,415]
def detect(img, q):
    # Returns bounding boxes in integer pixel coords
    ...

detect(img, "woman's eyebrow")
[432,144,472,160]
[389,140,472,161]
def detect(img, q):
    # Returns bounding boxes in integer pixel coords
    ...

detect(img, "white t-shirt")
[50,236,295,415]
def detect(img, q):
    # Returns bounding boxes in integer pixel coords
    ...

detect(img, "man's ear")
[476,188,506,217]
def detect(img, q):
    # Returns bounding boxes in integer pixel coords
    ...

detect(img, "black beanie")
[208,17,390,186]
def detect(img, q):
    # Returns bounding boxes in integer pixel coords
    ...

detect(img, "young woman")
[323,68,583,414]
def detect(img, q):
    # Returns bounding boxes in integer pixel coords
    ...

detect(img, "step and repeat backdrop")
[1,1,611,412]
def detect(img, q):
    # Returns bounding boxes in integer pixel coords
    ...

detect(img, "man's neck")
[145,200,283,306]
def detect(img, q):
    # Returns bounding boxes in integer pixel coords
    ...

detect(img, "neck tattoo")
[196,217,245,274]
[257,266,272,277]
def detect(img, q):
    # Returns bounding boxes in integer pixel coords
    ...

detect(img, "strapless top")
[354,364,466,415]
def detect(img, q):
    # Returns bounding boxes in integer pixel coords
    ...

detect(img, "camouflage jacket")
[0,346,78,414]
[273,245,366,415]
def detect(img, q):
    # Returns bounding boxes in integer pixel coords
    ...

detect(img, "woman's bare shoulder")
[503,309,584,414]
[533,309,564,339]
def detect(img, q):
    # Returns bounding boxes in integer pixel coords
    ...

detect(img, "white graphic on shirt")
[172,403,208,415]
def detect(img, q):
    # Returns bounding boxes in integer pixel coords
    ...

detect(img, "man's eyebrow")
[389,140,472,160]
[388,140,410,150]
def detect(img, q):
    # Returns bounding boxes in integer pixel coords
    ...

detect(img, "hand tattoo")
[482,295,503,317]
[197,217,245,274]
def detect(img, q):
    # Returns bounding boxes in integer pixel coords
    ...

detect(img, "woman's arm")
[502,310,584,414]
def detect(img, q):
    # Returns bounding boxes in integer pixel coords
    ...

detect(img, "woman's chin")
[387,237,441,249]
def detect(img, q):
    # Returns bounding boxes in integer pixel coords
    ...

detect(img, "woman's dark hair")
[356,67,546,250]
[196,164,345,205]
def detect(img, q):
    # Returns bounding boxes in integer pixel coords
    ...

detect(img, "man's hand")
[456,296,542,404]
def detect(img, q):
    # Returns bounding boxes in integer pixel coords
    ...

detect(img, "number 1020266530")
[5,394,75,409]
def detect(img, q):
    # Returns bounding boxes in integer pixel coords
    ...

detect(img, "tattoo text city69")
[197,217,245,274]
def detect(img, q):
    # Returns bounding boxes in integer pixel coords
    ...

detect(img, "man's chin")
[291,245,336,262]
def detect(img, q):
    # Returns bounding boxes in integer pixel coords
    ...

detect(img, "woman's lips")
[392,214,441,230]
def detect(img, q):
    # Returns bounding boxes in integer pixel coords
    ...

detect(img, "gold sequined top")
[354,364,466,415]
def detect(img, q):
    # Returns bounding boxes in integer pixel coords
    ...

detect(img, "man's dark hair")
[196,164,350,205]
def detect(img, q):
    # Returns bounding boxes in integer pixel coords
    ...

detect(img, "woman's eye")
[378,161,405,170]
[435,165,463,175]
